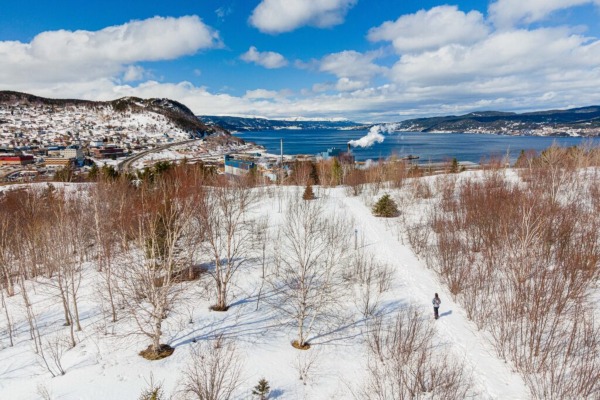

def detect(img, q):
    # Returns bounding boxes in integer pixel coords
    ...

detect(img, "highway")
[116,139,201,172]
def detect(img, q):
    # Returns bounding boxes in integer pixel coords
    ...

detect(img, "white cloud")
[0,16,221,85]
[249,0,357,34]
[368,6,489,53]
[244,89,280,99]
[335,78,368,92]
[319,50,387,81]
[6,6,600,123]
[240,46,288,69]
[122,65,145,82]
[489,0,600,28]
[215,6,233,21]
[389,28,600,86]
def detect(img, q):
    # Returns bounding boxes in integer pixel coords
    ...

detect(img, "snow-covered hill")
[0,180,533,400]
[0,91,227,149]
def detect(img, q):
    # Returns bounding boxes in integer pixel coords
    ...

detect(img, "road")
[116,139,201,172]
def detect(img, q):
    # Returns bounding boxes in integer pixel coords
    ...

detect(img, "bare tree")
[359,308,472,400]
[0,201,16,297]
[115,172,200,358]
[37,334,70,377]
[269,197,351,348]
[197,182,256,311]
[180,340,244,400]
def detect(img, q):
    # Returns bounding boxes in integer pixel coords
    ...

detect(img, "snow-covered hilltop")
[0,91,228,150]
[395,106,600,136]
[199,115,363,132]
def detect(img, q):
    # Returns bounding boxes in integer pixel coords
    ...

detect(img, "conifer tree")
[252,378,271,400]
[449,157,459,173]
[372,194,400,217]
[309,161,319,185]
[302,183,315,200]
[332,158,342,186]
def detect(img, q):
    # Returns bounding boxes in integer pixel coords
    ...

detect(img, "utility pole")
[277,138,283,213]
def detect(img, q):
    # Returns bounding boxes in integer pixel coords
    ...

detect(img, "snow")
[0,181,531,399]
[340,192,527,399]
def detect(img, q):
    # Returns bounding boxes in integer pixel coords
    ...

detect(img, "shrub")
[302,184,315,200]
[372,194,399,217]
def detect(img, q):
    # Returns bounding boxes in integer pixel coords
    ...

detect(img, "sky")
[1,0,600,122]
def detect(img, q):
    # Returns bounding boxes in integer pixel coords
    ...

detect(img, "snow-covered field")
[0,172,586,399]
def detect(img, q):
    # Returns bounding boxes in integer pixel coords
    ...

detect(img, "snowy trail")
[338,192,530,400]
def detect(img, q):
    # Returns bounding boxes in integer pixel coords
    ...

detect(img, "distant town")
[0,96,360,183]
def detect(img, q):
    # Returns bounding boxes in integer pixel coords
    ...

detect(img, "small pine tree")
[514,149,527,168]
[372,194,400,217]
[88,163,99,181]
[309,162,319,185]
[138,375,164,400]
[252,378,271,400]
[332,158,342,186]
[449,157,459,173]
[303,183,315,200]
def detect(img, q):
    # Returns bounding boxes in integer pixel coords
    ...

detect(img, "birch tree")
[116,171,201,359]
[197,182,256,311]
[269,198,351,349]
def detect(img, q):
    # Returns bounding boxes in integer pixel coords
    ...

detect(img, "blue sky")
[1,0,600,122]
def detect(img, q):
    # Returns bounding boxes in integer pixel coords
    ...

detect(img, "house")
[224,155,256,176]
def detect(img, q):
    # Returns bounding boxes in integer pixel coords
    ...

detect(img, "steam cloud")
[348,123,399,148]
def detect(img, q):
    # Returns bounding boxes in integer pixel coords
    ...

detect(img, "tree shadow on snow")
[170,289,286,348]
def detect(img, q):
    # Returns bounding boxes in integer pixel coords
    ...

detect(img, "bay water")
[235,129,593,164]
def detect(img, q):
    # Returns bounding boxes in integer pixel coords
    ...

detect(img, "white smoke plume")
[348,123,399,148]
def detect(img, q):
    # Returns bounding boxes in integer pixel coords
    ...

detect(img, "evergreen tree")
[332,158,342,186]
[100,164,119,181]
[309,161,319,185]
[53,164,74,182]
[252,378,271,400]
[302,183,315,200]
[514,149,528,168]
[449,157,459,173]
[88,163,99,181]
[153,161,172,176]
[372,194,400,217]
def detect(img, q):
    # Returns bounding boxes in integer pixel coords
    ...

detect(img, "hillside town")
[0,94,247,181]
[0,92,368,183]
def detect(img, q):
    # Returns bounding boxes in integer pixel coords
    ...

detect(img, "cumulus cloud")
[389,28,600,86]
[368,6,489,53]
[122,65,145,82]
[489,0,600,28]
[240,46,288,69]
[249,0,357,34]
[317,50,388,91]
[0,16,221,85]
[354,3,600,120]
[5,4,600,124]
[320,50,387,80]
[244,89,280,99]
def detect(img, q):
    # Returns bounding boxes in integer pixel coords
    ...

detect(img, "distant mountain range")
[198,115,362,131]
[395,106,600,136]
[201,106,600,137]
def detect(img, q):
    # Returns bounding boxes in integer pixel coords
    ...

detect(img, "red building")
[0,155,35,166]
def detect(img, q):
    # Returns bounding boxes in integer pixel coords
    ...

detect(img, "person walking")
[432,293,441,319]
